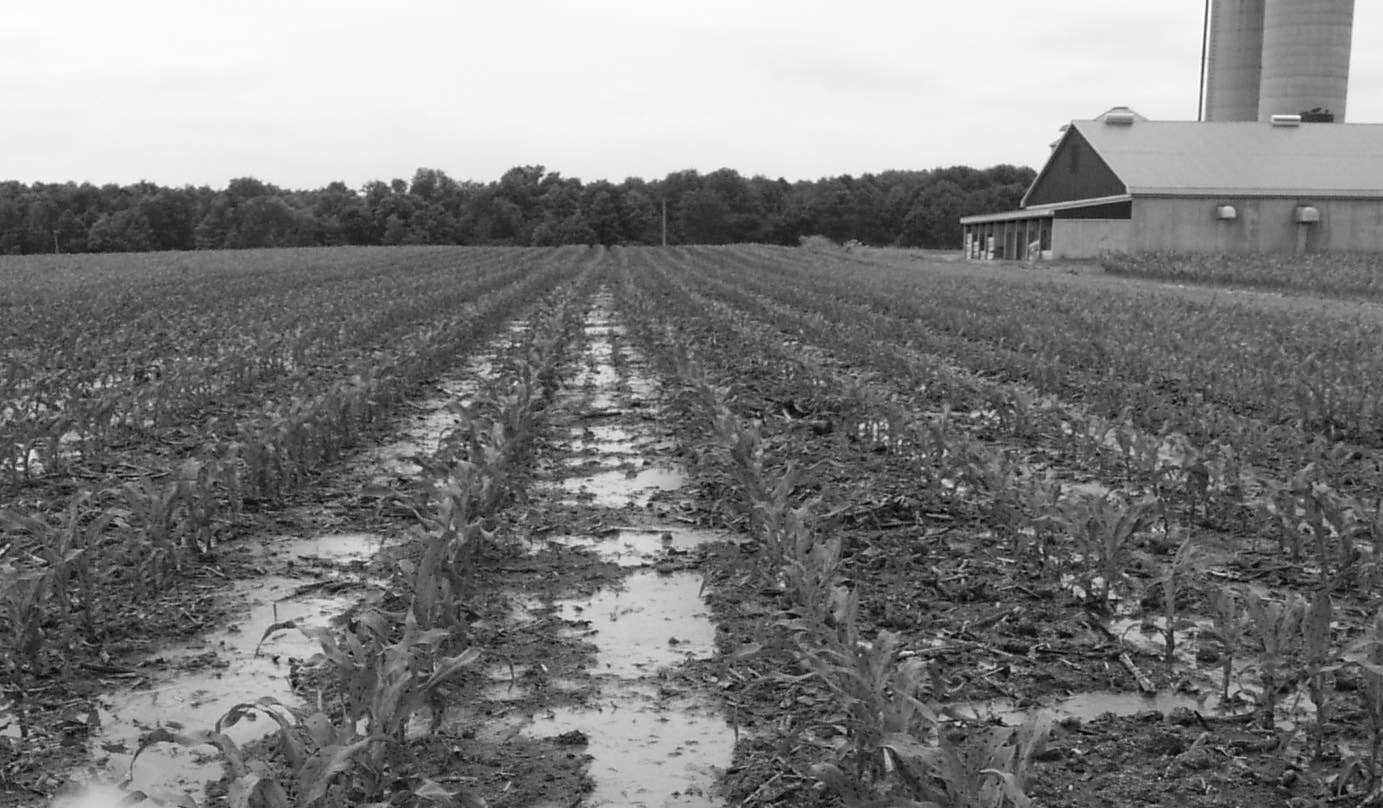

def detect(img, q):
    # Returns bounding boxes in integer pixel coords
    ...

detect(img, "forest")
[0,164,1033,254]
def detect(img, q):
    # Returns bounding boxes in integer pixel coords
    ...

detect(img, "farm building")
[962,0,1373,260]
[960,109,1383,260]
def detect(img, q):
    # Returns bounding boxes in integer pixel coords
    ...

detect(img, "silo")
[1258,0,1354,121]
[1204,0,1265,122]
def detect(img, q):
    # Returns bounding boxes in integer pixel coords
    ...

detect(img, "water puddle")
[1107,615,1217,669]
[514,293,731,805]
[952,690,1216,726]
[547,527,728,568]
[483,664,583,703]
[560,466,687,509]
[556,571,715,677]
[74,534,382,803]
[1,704,20,740]
[520,568,731,805]
[528,683,727,808]
[364,353,497,479]
[572,424,638,452]
[956,684,1321,732]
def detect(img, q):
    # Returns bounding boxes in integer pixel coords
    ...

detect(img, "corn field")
[5,244,1383,808]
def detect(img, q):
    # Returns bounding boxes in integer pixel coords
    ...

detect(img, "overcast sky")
[5,1,1382,190]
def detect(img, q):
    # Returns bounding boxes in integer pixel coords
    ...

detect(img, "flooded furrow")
[516,291,735,807]
[78,534,382,801]
[58,328,519,804]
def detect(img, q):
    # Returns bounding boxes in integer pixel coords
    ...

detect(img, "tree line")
[0,164,1034,254]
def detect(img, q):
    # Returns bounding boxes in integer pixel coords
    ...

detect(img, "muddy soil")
[8,279,1354,808]
[13,292,741,808]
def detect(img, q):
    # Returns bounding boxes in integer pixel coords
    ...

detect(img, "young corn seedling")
[0,493,113,677]
[1340,608,1383,796]
[1263,463,1332,571]
[794,588,936,788]
[1245,591,1305,730]
[1153,534,1199,670]
[962,451,1027,556]
[1302,588,1334,761]
[402,462,494,631]
[120,476,184,589]
[131,722,293,808]
[1064,494,1160,613]
[133,696,482,808]
[1208,586,1248,706]
[0,561,49,735]
[262,607,481,743]
[1112,419,1165,484]
[894,712,1050,808]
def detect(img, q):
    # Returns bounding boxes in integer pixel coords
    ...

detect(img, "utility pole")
[1198,0,1211,122]
[661,198,667,247]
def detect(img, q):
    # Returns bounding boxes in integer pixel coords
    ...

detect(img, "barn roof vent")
[1104,111,1137,126]
[1271,114,1303,127]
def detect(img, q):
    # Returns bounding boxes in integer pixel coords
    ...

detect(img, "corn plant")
[1244,592,1305,730]
[0,492,113,678]
[1151,534,1199,670]
[792,588,937,788]
[1343,609,1383,794]
[0,561,49,737]
[261,607,480,744]
[1063,494,1160,613]
[1208,586,1248,706]
[398,465,494,631]
[1302,589,1334,761]
[885,713,1049,808]
[760,506,833,619]
[961,451,1027,554]
[120,476,184,589]
[131,696,481,808]
[1263,463,1336,571]
[1111,418,1166,484]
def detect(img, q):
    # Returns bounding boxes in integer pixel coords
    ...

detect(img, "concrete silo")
[1258,0,1355,121]
[1204,0,1265,121]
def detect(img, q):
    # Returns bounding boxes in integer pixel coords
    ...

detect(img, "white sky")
[4,1,1382,189]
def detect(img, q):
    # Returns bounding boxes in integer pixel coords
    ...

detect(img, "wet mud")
[77,533,382,802]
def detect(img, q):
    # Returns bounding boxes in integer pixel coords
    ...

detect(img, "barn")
[960,108,1383,260]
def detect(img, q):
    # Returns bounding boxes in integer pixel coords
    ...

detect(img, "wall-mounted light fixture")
[1294,205,1320,224]
[1215,204,1238,220]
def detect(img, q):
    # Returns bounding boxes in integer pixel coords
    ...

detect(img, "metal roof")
[1064,118,1383,198]
[960,195,1131,225]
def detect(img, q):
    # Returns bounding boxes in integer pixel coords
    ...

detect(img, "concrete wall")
[1131,197,1383,252]
[1051,219,1131,258]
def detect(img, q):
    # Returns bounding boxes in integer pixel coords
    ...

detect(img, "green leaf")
[303,712,339,748]
[254,620,300,656]
[981,768,1034,808]
[423,647,482,690]
[298,737,384,805]
[131,727,246,780]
